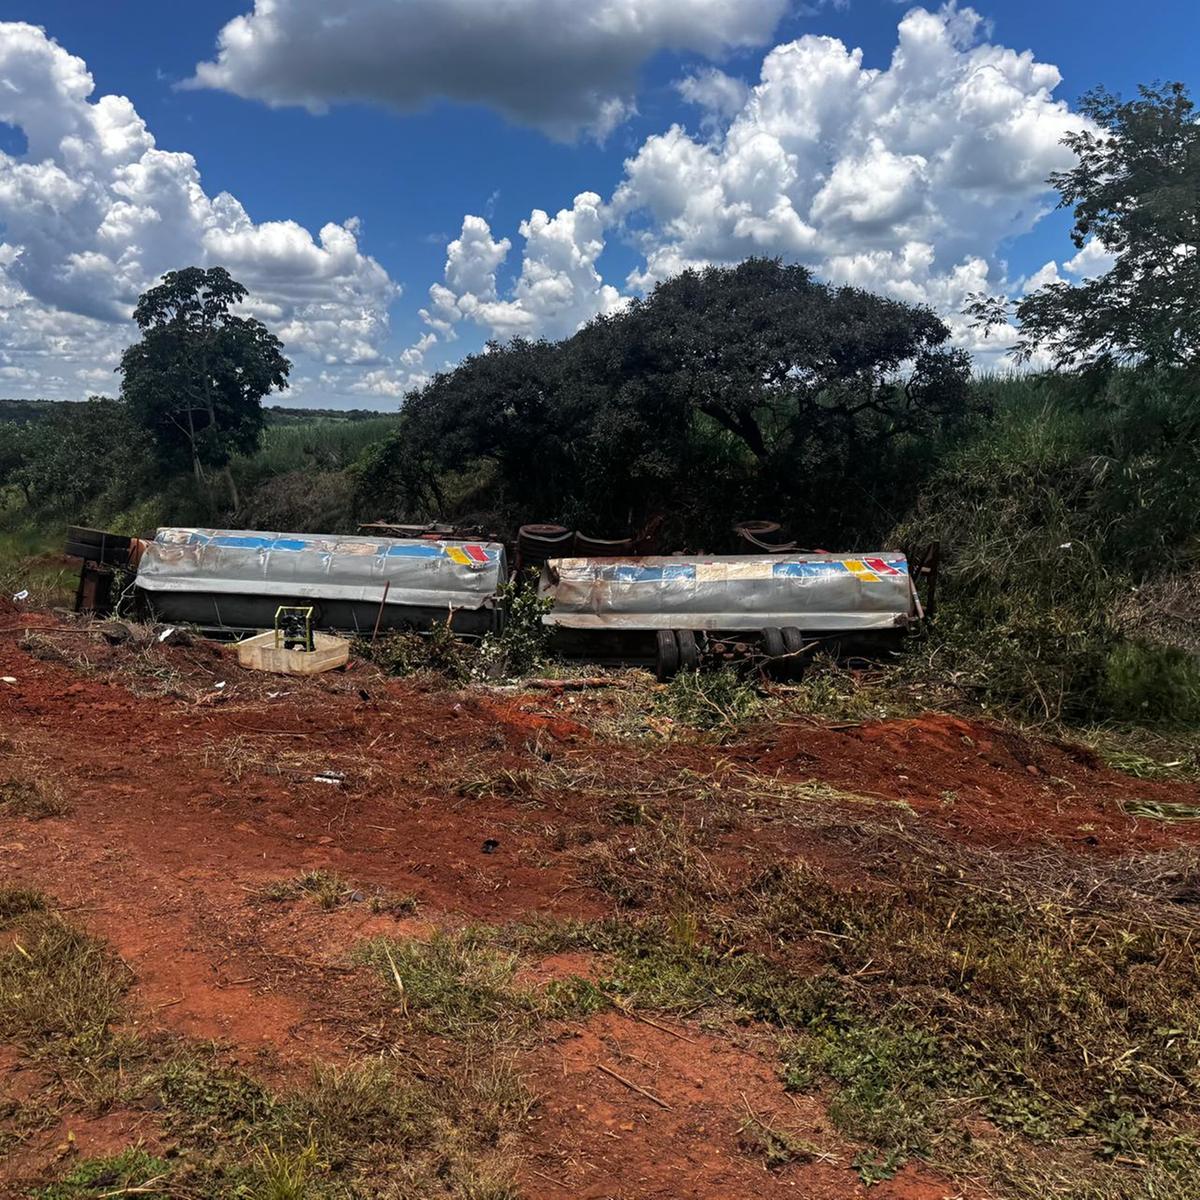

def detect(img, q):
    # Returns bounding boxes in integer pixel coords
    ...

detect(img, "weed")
[356,929,542,1038]
[368,889,419,917]
[737,1115,820,1169]
[511,833,1200,1195]
[0,885,46,924]
[354,617,475,683]
[474,573,554,680]
[250,1137,323,1200]
[655,666,765,733]
[0,910,131,1073]
[35,1149,172,1199]
[0,899,535,1199]
[260,869,350,910]
[0,777,71,820]
[577,817,726,910]
[285,1060,425,1164]
[153,1049,279,1143]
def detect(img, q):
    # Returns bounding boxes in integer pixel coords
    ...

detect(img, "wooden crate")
[235,630,350,675]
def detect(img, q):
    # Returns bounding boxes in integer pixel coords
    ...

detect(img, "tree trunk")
[699,402,770,462]
[223,464,240,512]
[186,405,204,485]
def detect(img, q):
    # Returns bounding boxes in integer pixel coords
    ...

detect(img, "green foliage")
[236,468,358,533]
[355,929,541,1038]
[477,573,553,678]
[356,258,975,543]
[357,575,552,683]
[1100,642,1200,724]
[354,616,475,683]
[119,267,291,499]
[0,885,46,925]
[655,666,765,732]
[249,1138,322,1200]
[895,373,1200,722]
[0,909,130,1069]
[0,398,156,520]
[737,1115,820,1169]
[35,1149,172,1199]
[1017,83,1200,372]
[512,834,1200,1195]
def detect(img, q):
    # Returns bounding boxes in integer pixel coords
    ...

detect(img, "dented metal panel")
[137,528,506,611]
[539,553,915,633]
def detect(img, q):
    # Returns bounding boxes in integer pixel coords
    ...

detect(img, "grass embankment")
[0,885,540,1198]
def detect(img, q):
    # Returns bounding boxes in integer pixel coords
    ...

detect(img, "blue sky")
[0,1,1196,406]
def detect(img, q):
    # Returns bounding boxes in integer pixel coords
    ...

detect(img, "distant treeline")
[0,397,386,427]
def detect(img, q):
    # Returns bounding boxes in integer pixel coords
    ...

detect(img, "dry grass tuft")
[0,776,71,820]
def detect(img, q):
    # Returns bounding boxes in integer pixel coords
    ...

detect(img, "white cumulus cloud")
[0,21,399,401]
[186,0,792,142]
[409,4,1086,372]
[409,192,626,371]
[612,2,1084,323]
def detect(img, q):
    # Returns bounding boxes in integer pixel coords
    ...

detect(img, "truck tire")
[781,626,808,680]
[655,630,680,682]
[758,628,787,676]
[676,629,699,672]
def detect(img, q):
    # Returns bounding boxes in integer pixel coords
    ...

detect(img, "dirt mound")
[756,712,1200,852]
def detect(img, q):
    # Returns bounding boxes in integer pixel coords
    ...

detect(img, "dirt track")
[3,616,1198,1198]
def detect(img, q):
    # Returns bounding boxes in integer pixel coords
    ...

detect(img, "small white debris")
[12,589,29,602]
[0,677,16,685]
[213,681,226,690]
[1058,542,1073,550]
[312,771,345,786]
[157,627,177,643]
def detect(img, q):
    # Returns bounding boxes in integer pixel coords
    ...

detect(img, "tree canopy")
[358,259,973,543]
[119,266,291,505]
[971,82,1200,373]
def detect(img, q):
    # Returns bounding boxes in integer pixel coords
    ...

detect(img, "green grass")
[258,869,419,915]
[235,415,400,480]
[259,868,352,911]
[355,927,605,1038]
[0,522,74,609]
[654,666,767,733]
[2,898,537,1199]
[34,1149,173,1199]
[0,906,132,1075]
[0,885,47,923]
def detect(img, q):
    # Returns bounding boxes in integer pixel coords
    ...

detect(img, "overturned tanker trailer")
[539,552,923,679]
[134,528,507,636]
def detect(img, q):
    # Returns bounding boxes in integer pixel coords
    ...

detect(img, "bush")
[1101,642,1200,725]
[894,372,1200,724]
[237,468,358,533]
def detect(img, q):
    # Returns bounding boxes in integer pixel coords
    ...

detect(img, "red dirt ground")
[3,613,1199,1197]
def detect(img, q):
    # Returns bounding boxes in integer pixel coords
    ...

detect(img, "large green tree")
[358,259,972,542]
[971,83,1200,371]
[119,267,291,507]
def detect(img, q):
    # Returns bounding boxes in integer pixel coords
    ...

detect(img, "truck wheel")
[655,630,680,681]
[676,629,699,672]
[781,626,808,680]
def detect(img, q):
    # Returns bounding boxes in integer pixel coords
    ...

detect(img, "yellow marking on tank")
[842,559,880,581]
